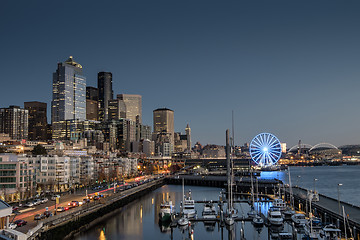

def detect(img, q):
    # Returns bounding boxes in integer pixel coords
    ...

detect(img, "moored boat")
[268,206,284,226]
[159,200,175,222]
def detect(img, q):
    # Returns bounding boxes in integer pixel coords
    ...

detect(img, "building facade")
[51,56,86,139]
[98,72,113,121]
[0,106,28,140]
[24,101,47,141]
[116,94,142,124]
[153,108,174,155]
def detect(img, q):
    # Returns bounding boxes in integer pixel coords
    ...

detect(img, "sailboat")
[283,166,296,220]
[252,177,264,227]
[178,178,190,226]
[225,129,237,226]
[248,169,257,218]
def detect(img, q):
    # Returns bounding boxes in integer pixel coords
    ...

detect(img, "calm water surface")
[77,165,357,240]
[261,165,360,206]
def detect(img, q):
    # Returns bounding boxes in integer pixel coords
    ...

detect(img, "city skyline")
[1,1,360,147]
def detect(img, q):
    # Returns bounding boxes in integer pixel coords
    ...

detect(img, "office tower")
[116,94,142,124]
[153,108,174,155]
[98,72,113,121]
[185,123,191,152]
[0,105,28,140]
[86,87,99,121]
[51,56,86,139]
[24,101,47,141]
[107,99,121,121]
[86,86,98,101]
[153,108,174,136]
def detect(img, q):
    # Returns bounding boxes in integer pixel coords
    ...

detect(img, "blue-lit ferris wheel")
[250,133,282,167]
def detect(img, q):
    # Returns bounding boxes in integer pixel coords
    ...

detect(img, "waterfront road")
[11,175,163,234]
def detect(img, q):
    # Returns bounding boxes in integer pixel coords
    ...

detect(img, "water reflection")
[77,185,307,240]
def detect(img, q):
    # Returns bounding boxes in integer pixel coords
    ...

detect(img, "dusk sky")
[1,1,360,148]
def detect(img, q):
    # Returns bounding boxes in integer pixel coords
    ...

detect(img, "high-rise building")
[0,106,28,140]
[86,87,99,121]
[116,94,142,124]
[153,108,174,137]
[185,123,191,152]
[153,108,174,155]
[51,56,86,139]
[98,72,113,121]
[86,86,98,101]
[24,101,47,141]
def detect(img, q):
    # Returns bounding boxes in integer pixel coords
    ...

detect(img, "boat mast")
[251,169,255,207]
[288,166,294,209]
[226,129,231,212]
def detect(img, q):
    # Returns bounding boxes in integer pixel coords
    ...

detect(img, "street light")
[313,178,318,193]
[337,183,343,215]
[297,175,301,187]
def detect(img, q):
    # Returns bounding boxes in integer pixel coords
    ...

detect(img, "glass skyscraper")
[51,56,86,139]
[98,72,113,121]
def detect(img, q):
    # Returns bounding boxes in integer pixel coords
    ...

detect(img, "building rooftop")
[64,56,82,69]
[153,108,174,112]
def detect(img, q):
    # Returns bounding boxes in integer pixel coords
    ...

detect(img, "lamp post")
[297,175,301,188]
[313,178,318,193]
[337,183,343,215]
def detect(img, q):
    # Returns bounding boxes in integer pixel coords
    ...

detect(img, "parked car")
[43,211,52,218]
[51,195,60,201]
[34,214,45,220]
[56,207,65,212]
[14,220,27,227]
[25,202,34,207]
[33,199,41,205]
[40,197,48,204]
[8,223,17,229]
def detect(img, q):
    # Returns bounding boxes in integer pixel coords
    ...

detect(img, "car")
[93,196,100,200]
[33,199,41,205]
[12,206,19,213]
[51,195,60,201]
[43,211,52,218]
[68,201,79,207]
[25,202,34,207]
[40,197,48,204]
[8,223,17,229]
[83,198,90,204]
[34,214,45,220]
[14,220,27,227]
[56,207,65,212]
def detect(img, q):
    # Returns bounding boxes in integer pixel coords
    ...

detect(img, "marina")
[75,168,359,239]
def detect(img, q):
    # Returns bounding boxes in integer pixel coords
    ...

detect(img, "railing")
[41,179,164,229]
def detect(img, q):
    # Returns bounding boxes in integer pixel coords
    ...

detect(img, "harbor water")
[76,165,359,239]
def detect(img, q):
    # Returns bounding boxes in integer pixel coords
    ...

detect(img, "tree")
[32,144,47,156]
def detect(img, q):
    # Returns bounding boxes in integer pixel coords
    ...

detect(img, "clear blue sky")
[1,1,360,148]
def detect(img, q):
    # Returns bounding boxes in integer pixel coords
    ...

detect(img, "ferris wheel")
[250,133,282,166]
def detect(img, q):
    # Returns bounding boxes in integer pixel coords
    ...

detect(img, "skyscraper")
[153,108,174,135]
[86,86,99,121]
[116,94,142,124]
[98,72,113,121]
[153,108,174,155]
[0,105,28,140]
[24,101,47,141]
[185,123,191,152]
[51,56,86,139]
